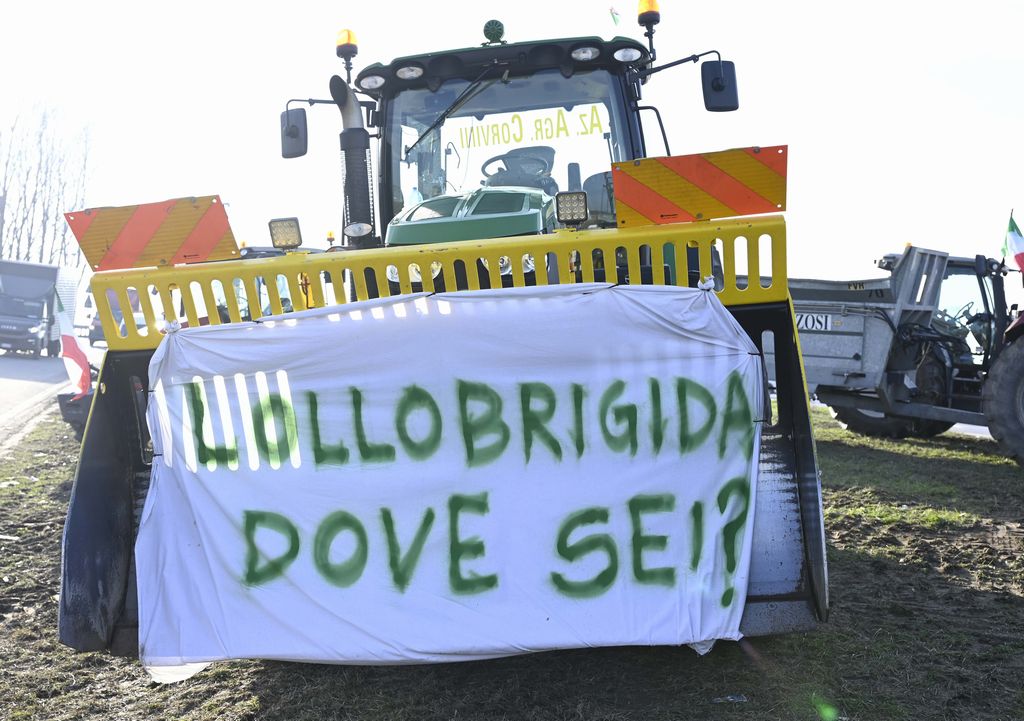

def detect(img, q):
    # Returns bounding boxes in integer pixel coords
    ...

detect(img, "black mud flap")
[59,350,154,655]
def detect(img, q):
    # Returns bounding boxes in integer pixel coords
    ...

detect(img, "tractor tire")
[982,339,1024,465]
[909,355,955,438]
[829,405,914,438]
[910,418,955,438]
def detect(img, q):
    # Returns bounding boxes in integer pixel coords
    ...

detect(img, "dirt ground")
[1,404,1022,721]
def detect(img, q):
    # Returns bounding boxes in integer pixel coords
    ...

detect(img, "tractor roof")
[354,35,648,98]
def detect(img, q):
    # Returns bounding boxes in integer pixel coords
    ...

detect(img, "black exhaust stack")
[330,75,377,249]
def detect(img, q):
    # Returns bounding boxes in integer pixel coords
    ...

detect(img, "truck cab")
[0,260,61,359]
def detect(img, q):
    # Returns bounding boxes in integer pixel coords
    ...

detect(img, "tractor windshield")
[384,68,630,223]
[936,265,996,358]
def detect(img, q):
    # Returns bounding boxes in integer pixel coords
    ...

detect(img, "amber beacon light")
[337,29,358,83]
[638,0,660,26]
[336,29,358,58]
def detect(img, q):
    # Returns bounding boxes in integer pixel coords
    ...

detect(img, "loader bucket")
[59,215,827,653]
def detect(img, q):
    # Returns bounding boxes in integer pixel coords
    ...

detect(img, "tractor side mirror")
[701,60,738,112]
[974,254,988,277]
[281,108,308,158]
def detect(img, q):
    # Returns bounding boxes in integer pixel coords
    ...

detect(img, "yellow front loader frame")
[60,214,827,655]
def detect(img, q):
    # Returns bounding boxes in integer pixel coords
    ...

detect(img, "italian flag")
[1003,214,1024,272]
[55,294,91,400]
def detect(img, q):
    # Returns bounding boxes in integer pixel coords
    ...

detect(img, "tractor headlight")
[480,257,512,276]
[387,262,443,284]
[571,46,601,62]
[28,324,43,334]
[395,64,424,80]
[613,47,643,63]
[358,74,386,91]
[482,255,534,276]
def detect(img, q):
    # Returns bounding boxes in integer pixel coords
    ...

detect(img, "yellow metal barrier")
[91,215,788,351]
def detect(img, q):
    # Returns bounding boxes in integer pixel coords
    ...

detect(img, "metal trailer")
[763,245,1024,461]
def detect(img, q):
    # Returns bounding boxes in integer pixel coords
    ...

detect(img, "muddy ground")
[1,404,1022,720]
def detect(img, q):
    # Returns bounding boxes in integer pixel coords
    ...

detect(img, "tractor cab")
[281,18,738,249]
[358,34,649,231]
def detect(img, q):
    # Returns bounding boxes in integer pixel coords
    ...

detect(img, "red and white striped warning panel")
[612,146,787,226]
[64,195,239,271]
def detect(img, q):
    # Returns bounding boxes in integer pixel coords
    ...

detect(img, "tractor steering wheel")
[481,152,550,179]
[954,301,975,322]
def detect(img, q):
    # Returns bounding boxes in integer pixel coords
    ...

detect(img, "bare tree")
[0,109,89,267]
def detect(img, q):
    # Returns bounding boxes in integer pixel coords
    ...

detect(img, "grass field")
[1,404,1022,721]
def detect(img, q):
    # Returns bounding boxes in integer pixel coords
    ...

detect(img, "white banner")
[138,284,763,682]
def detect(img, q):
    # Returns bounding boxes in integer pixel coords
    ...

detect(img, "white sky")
[2,0,1022,292]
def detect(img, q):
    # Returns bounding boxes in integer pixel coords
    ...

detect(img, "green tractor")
[59,9,826,665]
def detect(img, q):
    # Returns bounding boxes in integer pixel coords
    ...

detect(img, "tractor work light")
[336,29,358,59]
[395,64,424,80]
[358,74,386,90]
[269,217,303,249]
[613,47,643,63]
[570,46,600,62]
[555,191,589,226]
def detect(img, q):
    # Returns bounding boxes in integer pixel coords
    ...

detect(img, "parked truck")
[60,9,828,663]
[765,245,1024,463]
[0,259,62,359]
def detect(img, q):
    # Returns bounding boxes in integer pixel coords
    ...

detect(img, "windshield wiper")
[404,63,502,159]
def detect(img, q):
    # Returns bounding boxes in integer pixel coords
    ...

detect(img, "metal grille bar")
[91,215,788,350]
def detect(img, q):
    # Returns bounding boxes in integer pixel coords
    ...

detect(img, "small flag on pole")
[1002,212,1024,272]
[610,6,620,25]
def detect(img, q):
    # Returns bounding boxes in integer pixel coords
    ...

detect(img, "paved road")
[0,353,70,416]
[0,342,106,444]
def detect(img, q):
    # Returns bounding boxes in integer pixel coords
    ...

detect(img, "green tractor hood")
[385,187,554,246]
